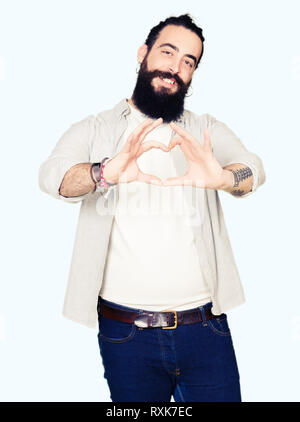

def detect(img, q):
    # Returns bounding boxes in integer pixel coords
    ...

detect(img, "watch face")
[92,163,102,183]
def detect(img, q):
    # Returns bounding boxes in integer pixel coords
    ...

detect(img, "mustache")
[146,69,184,87]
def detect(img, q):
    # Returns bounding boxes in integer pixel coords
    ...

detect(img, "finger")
[203,128,212,151]
[132,118,157,138]
[168,136,193,159]
[135,117,163,149]
[136,171,163,185]
[167,136,182,150]
[169,122,194,141]
[137,140,169,157]
[122,118,158,153]
[170,122,201,150]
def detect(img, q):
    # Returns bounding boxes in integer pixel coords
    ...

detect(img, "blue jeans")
[97,297,241,402]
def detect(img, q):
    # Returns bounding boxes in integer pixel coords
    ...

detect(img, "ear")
[137,44,148,64]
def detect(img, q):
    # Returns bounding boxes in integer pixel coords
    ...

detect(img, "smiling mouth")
[158,76,177,87]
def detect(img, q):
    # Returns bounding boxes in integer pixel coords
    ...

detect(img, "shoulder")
[95,107,115,125]
[59,115,97,142]
[62,99,125,146]
[69,102,119,135]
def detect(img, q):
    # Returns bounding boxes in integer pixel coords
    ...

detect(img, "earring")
[136,62,141,74]
[186,85,193,97]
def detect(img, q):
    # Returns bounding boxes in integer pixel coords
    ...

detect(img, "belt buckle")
[162,310,177,329]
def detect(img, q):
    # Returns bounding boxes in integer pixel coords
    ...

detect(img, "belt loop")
[198,306,208,326]
[137,308,144,330]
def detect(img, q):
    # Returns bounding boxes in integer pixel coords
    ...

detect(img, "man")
[39,14,266,402]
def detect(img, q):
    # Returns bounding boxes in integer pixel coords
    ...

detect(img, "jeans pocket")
[206,314,231,337]
[98,314,137,343]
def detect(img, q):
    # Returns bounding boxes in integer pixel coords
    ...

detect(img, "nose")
[168,57,181,74]
[168,64,178,75]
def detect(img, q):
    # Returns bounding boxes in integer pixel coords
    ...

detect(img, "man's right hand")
[102,118,169,185]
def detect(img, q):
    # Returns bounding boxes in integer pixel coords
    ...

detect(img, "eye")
[162,50,172,55]
[184,60,193,68]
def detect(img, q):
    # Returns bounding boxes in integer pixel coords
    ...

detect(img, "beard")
[131,59,191,123]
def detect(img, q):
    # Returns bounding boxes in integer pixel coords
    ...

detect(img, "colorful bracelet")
[99,158,116,188]
[91,157,116,190]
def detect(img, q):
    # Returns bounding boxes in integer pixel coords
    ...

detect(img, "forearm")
[59,163,95,198]
[221,163,253,196]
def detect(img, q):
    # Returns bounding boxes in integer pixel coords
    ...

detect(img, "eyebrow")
[157,43,197,66]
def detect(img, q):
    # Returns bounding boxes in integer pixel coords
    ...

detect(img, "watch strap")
[91,157,110,183]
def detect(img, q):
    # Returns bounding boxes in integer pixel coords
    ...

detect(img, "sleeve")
[207,114,266,198]
[38,116,96,203]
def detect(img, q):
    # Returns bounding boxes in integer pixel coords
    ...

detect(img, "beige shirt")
[38,98,266,328]
[99,103,211,310]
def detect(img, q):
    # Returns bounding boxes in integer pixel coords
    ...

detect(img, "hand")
[163,122,229,189]
[103,118,169,185]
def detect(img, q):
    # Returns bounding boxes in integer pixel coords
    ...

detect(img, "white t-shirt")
[99,103,211,311]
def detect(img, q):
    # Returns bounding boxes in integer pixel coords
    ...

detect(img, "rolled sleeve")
[207,114,266,198]
[38,116,96,203]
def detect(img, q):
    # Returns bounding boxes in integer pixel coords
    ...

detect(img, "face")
[143,25,202,93]
[131,25,202,122]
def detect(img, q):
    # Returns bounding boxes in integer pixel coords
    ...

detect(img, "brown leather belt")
[98,300,221,329]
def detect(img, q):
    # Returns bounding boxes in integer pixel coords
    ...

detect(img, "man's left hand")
[164,122,231,190]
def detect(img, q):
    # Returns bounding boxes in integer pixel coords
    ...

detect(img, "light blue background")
[0,0,299,402]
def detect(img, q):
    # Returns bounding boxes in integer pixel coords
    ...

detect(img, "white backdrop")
[0,0,299,402]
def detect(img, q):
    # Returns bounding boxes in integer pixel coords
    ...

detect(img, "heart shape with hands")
[103,117,230,190]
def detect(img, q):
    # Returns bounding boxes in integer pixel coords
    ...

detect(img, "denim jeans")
[97,297,241,402]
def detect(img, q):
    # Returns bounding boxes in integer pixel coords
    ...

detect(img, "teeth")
[162,78,175,85]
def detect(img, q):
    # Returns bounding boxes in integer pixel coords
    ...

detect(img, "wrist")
[91,158,117,191]
[102,159,118,185]
[220,169,235,192]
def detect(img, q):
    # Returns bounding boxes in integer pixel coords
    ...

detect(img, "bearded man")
[39,14,266,402]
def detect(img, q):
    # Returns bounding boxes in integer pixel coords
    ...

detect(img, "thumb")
[163,176,184,186]
[136,171,163,185]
